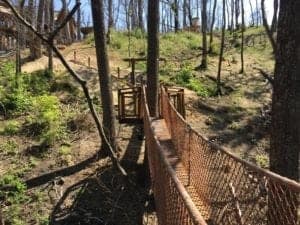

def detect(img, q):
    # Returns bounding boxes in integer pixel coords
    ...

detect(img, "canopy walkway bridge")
[118,85,300,225]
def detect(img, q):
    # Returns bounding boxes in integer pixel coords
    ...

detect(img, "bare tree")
[137,0,144,31]
[91,0,117,154]
[76,0,81,41]
[271,0,300,183]
[48,0,54,72]
[270,1,300,223]
[217,0,226,95]
[209,0,217,53]
[32,0,45,59]
[183,0,187,27]
[240,0,244,73]
[107,0,113,43]
[271,0,278,33]
[235,0,239,30]
[261,0,276,53]
[147,0,159,117]
[249,0,255,26]
[200,0,208,69]
[173,0,179,32]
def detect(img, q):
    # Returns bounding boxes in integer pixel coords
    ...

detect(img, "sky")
[53,0,275,28]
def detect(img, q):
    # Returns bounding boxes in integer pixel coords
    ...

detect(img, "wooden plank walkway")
[151,118,211,221]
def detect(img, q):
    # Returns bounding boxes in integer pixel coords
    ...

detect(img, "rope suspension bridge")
[118,84,300,225]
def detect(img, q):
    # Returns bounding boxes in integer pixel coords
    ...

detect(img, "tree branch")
[254,67,274,86]
[261,0,277,53]
[2,0,127,176]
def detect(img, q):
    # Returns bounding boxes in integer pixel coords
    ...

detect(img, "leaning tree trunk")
[261,0,277,53]
[147,0,159,117]
[217,0,226,95]
[91,0,117,153]
[270,1,300,224]
[200,0,208,69]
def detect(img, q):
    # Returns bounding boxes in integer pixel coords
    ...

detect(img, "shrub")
[2,90,32,113]
[0,174,27,204]
[2,120,21,135]
[30,95,66,145]
[22,70,52,95]
[59,145,71,155]
[175,67,193,85]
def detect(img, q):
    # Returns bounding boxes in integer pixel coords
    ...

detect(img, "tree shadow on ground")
[193,99,271,155]
[49,124,155,225]
[25,151,102,188]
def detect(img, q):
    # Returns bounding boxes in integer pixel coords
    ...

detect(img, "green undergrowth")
[0,64,83,146]
[161,62,217,97]
[0,62,82,225]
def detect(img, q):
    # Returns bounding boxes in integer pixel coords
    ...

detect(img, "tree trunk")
[255,0,259,27]
[146,0,159,117]
[230,0,234,32]
[48,0,54,73]
[200,0,208,69]
[91,0,117,153]
[271,0,300,184]
[235,0,239,30]
[61,0,72,44]
[138,0,144,31]
[270,1,300,224]
[34,0,45,59]
[107,0,114,44]
[261,0,277,53]
[217,0,226,95]
[240,0,244,73]
[209,0,217,53]
[271,0,278,33]
[188,0,193,27]
[76,0,81,41]
[249,0,255,26]
[183,0,187,27]
[174,0,179,32]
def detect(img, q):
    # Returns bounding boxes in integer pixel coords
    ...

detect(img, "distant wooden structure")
[183,17,201,32]
[80,26,93,39]
[54,10,77,45]
[0,2,16,52]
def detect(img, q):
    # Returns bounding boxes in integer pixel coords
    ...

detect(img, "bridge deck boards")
[151,118,211,221]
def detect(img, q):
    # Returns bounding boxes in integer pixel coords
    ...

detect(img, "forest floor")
[0,27,273,225]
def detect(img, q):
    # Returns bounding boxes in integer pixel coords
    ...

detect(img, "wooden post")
[74,50,76,62]
[117,67,120,79]
[131,58,136,86]
[88,57,91,68]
